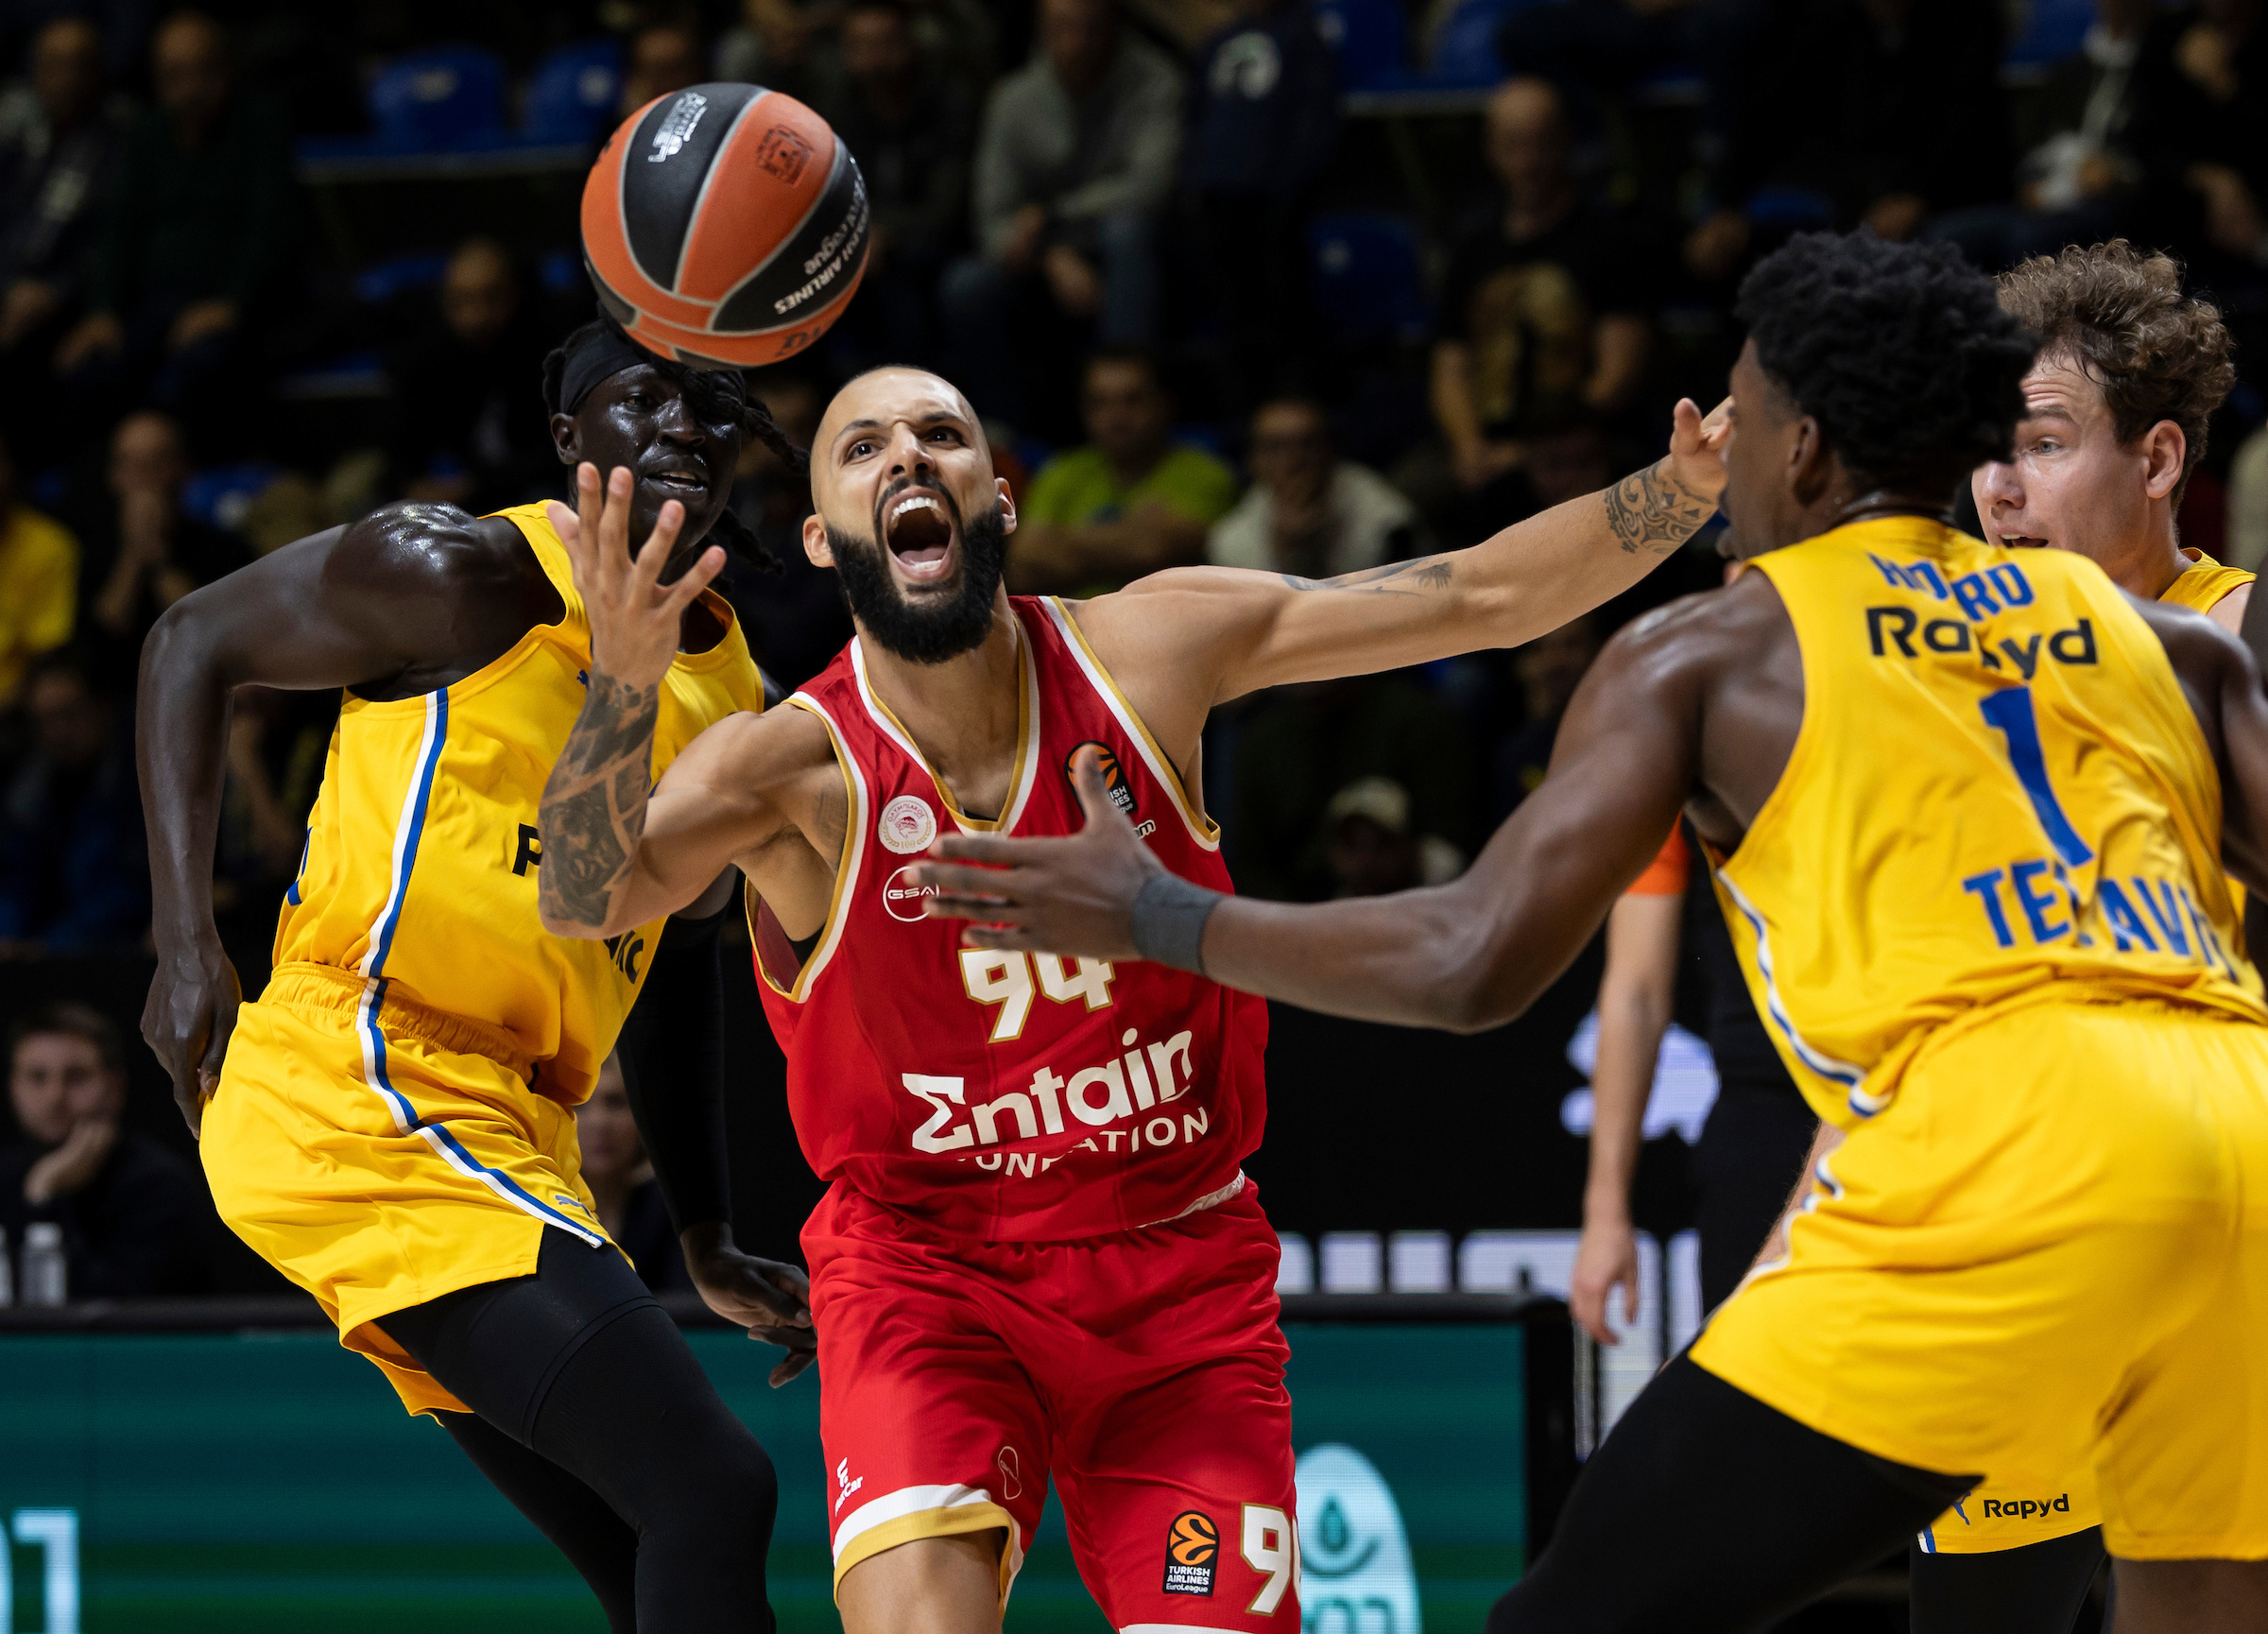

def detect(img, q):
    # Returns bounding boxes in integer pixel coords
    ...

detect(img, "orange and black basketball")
[581,83,869,368]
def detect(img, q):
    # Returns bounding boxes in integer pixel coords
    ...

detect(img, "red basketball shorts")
[802,1178,1299,1632]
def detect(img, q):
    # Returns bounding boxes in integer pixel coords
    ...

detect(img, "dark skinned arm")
[616,869,816,1385]
[911,599,1714,1032]
[136,504,554,1133]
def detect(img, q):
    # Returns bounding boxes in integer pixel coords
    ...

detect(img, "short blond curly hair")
[1995,241,2236,505]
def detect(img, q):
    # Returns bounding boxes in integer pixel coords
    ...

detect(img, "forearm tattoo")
[538,671,660,935]
[1605,458,1716,555]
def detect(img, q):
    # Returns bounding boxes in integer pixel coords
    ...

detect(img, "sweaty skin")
[907,338,2268,1028]
[135,362,814,1359]
[532,367,1730,950]
[1974,355,2252,634]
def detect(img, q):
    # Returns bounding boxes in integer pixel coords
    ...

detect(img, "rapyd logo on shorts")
[1297,1443,1420,1633]
[1980,1493,2072,1522]
[1161,1510,1218,1596]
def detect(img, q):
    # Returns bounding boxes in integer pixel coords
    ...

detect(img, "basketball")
[581,82,869,369]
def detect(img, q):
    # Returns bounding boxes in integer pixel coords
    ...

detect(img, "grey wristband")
[1129,872,1222,974]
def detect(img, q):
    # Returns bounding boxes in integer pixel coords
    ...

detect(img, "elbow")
[1415,905,1529,1035]
[537,895,627,942]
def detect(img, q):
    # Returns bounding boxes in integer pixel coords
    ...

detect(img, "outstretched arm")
[137,504,524,1132]
[911,606,1708,1031]
[1074,398,1727,718]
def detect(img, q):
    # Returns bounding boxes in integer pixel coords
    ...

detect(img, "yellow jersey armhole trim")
[1701,558,1817,881]
[831,1501,1020,1608]
[1044,596,1220,847]
[751,695,864,1003]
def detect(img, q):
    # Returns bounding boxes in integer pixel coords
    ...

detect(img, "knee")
[705,1431,780,1535]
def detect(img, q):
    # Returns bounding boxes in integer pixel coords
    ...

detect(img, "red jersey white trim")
[1040,598,1219,851]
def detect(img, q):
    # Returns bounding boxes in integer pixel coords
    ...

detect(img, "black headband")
[558,323,659,415]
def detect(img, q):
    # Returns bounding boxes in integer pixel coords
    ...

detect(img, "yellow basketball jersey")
[270,501,764,1107]
[1711,514,2265,1129]
[2162,548,2254,616]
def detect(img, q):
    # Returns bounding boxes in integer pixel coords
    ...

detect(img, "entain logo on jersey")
[878,793,938,854]
[1162,1510,1219,1597]
[646,91,708,162]
[1297,1444,1420,1634]
[1068,741,1156,839]
[898,1023,1207,1169]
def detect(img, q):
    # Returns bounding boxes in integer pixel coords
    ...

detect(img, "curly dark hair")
[541,315,809,575]
[1995,241,2234,506]
[1735,232,2038,499]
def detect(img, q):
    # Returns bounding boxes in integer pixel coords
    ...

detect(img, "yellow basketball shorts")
[200,962,615,1417]
[1692,997,2268,1561]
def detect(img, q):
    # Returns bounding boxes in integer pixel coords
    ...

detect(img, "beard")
[830,500,1009,665]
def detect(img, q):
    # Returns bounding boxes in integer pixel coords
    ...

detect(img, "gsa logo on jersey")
[1161,1509,1219,1596]
[1297,1443,1420,1634]
[884,865,937,922]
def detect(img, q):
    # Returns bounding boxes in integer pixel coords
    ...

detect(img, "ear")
[2140,420,2187,503]
[804,510,832,567]
[996,474,1018,537]
[1787,415,1833,507]
[549,411,579,467]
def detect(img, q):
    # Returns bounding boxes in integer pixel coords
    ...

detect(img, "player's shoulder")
[329,501,539,600]
[676,696,839,783]
[1606,572,1788,680]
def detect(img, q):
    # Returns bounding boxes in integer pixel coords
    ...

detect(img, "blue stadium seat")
[352,251,449,305]
[1741,185,1836,232]
[366,45,507,150]
[1427,0,1512,89]
[2005,0,2091,71]
[1308,213,1429,344]
[521,39,623,146]
[183,463,285,534]
[1313,0,1408,93]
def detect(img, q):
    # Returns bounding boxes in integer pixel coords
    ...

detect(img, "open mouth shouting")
[642,461,710,503]
[882,483,960,585]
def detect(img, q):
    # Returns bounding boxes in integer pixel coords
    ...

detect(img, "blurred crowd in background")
[7,0,2268,1295]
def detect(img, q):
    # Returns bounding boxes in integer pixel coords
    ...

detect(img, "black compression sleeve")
[614,904,732,1232]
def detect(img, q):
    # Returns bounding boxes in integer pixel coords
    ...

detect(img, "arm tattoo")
[1605,458,1715,556]
[538,671,661,935]
[1280,557,1455,596]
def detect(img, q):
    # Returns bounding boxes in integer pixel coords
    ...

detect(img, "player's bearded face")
[829,487,1008,665]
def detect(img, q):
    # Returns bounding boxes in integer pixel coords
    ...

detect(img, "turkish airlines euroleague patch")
[1162,1510,1218,1596]
[1067,740,1137,816]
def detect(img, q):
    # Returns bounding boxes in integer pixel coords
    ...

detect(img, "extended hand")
[912,747,1163,959]
[547,463,723,692]
[681,1223,817,1386]
[1665,396,1730,506]
[141,944,242,1136]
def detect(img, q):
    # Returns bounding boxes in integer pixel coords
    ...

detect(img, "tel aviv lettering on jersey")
[1863,552,2242,981]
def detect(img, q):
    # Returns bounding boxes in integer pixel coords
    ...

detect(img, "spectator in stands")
[0,18,126,471]
[1320,775,1463,898]
[724,370,852,689]
[621,13,708,115]
[575,1055,691,1293]
[716,0,829,99]
[1925,0,2154,270]
[2126,0,2268,267]
[0,645,147,953]
[1686,0,2009,281]
[75,409,249,664]
[1432,78,1655,526]
[943,0,1182,426]
[1491,610,1603,819]
[0,431,78,711]
[384,239,555,513]
[0,1002,202,1297]
[1009,349,1237,594]
[813,0,976,369]
[1183,0,1337,409]
[1229,674,1477,902]
[54,9,296,448]
[1208,395,1421,579]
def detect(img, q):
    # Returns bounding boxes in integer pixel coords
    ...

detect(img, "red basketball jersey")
[753,596,1269,1241]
